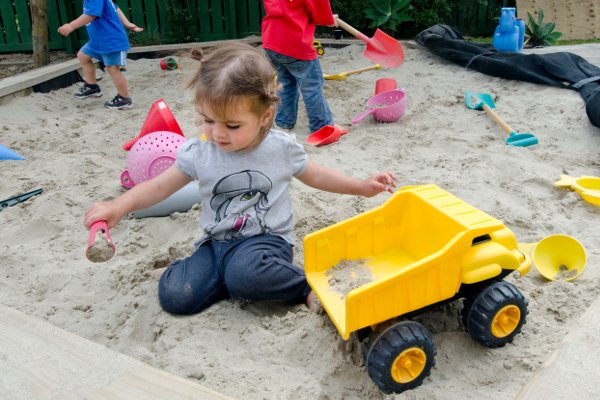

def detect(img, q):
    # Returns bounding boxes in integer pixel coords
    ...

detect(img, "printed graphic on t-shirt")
[208,170,273,240]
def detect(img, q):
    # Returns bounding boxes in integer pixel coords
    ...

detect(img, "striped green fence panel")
[143,0,159,29]
[129,0,144,24]
[209,0,225,37]
[13,0,31,45]
[235,0,264,38]
[0,0,30,51]
[0,0,22,51]
[55,0,77,52]
[224,0,237,38]
[155,0,173,37]
[453,0,503,36]
[1,0,262,52]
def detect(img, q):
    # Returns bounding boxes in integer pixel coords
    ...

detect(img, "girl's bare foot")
[306,291,316,308]
[306,291,324,314]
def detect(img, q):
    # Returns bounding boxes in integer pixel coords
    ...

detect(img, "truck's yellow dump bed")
[304,185,528,339]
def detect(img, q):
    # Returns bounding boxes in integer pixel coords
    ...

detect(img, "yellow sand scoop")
[324,64,382,80]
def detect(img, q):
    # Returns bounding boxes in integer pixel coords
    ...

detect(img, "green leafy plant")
[166,8,197,43]
[409,0,451,31]
[159,0,198,43]
[364,0,413,33]
[525,8,562,47]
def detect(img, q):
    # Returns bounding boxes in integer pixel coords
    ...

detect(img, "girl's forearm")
[299,161,363,195]
[114,167,192,214]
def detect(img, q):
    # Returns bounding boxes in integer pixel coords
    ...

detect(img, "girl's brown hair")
[187,42,279,135]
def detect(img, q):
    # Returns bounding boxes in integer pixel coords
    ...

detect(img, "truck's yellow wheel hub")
[491,305,521,338]
[390,347,426,383]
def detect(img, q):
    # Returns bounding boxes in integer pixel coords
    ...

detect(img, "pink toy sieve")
[120,131,186,188]
[351,88,406,124]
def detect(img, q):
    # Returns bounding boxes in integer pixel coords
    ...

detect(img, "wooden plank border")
[0,36,262,100]
[0,304,233,400]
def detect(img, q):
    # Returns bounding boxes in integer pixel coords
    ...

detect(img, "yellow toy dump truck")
[313,40,325,56]
[304,184,532,394]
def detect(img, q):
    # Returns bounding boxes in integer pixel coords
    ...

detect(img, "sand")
[1,42,599,399]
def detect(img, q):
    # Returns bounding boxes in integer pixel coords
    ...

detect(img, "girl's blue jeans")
[158,234,311,314]
[265,49,333,133]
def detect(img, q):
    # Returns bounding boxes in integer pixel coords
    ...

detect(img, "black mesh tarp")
[415,25,600,128]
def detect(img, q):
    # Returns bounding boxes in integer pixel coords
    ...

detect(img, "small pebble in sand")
[326,259,373,297]
[87,233,114,263]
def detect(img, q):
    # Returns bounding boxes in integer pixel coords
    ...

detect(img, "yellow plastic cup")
[532,234,587,282]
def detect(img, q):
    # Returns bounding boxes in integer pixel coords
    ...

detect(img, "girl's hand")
[84,201,126,230]
[361,172,396,197]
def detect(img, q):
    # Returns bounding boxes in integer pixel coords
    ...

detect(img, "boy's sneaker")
[104,94,133,110]
[74,83,102,99]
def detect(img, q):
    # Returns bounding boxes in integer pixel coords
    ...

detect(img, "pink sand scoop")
[351,88,406,125]
[120,131,186,188]
[86,221,116,263]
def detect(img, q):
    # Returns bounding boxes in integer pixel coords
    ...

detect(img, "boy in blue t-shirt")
[58,0,142,110]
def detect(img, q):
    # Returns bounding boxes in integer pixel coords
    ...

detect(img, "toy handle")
[345,64,382,76]
[335,17,369,43]
[122,136,140,151]
[482,104,514,135]
[87,221,108,248]
[120,170,135,189]
[86,220,116,263]
[351,108,375,125]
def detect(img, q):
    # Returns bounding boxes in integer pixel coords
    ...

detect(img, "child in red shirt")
[262,0,338,133]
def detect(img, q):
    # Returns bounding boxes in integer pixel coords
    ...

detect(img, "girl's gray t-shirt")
[175,129,308,245]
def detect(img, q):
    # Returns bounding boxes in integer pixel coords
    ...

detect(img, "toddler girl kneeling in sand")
[84,42,395,314]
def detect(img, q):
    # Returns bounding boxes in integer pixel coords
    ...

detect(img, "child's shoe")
[74,83,102,99]
[104,94,133,110]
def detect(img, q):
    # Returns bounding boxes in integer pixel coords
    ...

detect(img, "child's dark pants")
[158,234,311,314]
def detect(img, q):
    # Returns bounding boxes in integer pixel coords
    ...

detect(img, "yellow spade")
[519,234,587,282]
[554,174,600,207]
[324,64,382,80]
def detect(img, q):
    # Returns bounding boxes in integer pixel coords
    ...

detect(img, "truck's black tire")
[365,321,436,394]
[462,281,528,348]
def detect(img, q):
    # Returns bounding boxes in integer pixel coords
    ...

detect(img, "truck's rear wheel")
[462,281,528,348]
[365,321,436,394]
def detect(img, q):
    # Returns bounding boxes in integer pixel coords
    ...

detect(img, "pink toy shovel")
[86,221,116,263]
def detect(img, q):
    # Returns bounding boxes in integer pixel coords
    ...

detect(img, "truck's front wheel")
[463,281,528,348]
[365,321,436,394]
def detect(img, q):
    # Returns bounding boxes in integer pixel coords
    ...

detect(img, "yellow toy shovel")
[324,64,382,80]
[518,234,587,282]
[554,174,600,207]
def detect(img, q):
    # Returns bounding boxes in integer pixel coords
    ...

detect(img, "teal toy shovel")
[465,92,538,147]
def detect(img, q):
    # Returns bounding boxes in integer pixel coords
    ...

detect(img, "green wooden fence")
[0,0,264,53]
[1,0,512,54]
[453,0,515,36]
